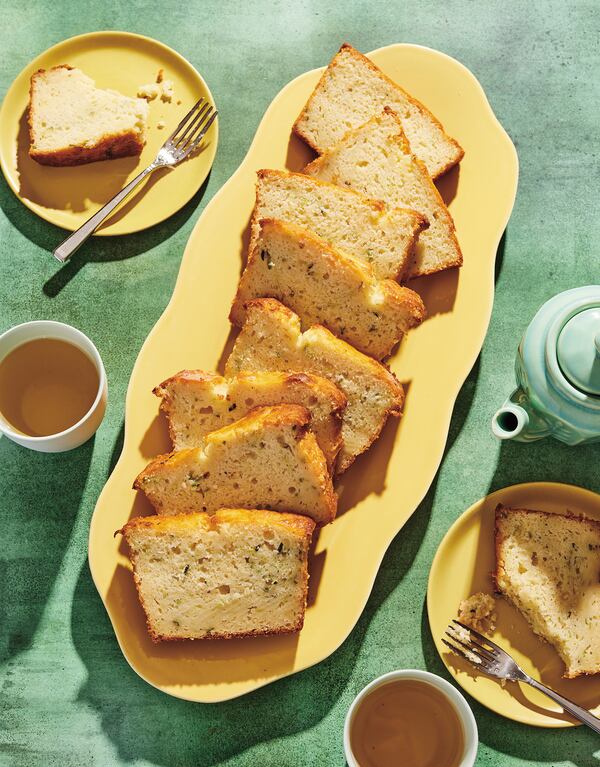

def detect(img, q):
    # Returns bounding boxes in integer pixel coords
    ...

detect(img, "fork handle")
[53,161,159,263]
[525,677,600,734]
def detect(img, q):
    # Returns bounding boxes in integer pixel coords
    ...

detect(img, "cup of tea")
[344,669,478,767]
[0,320,107,452]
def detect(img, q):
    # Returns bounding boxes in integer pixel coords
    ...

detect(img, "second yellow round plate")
[0,31,218,235]
[428,482,600,727]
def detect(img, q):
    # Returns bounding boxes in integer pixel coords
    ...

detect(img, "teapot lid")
[556,307,600,396]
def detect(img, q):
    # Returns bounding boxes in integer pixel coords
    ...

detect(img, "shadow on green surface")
[494,231,506,284]
[0,435,93,662]
[487,438,600,497]
[0,169,212,298]
[421,601,600,767]
[108,423,125,478]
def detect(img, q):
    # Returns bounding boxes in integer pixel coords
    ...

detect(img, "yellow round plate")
[0,31,218,235]
[428,482,600,727]
[89,44,518,702]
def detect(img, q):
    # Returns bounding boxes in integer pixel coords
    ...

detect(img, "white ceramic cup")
[0,320,107,453]
[344,669,478,767]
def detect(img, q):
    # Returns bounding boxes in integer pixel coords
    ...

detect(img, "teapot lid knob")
[557,308,600,396]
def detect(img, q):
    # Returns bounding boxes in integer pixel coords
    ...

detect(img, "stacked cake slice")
[135,404,337,525]
[230,218,425,359]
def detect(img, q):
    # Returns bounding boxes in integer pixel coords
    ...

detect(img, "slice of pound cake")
[225,299,405,473]
[252,169,427,281]
[293,43,463,179]
[154,369,346,471]
[305,108,462,279]
[230,218,425,360]
[29,65,148,166]
[119,509,315,641]
[495,505,600,678]
[134,404,337,525]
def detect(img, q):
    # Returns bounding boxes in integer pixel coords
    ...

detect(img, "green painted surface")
[1,1,599,765]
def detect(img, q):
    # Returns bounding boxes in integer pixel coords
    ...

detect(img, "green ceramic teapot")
[492,286,600,444]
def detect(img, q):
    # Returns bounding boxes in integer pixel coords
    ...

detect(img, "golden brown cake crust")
[229,217,426,358]
[119,509,315,642]
[133,403,314,491]
[252,169,428,283]
[28,65,145,166]
[133,403,338,525]
[293,43,464,178]
[153,368,347,469]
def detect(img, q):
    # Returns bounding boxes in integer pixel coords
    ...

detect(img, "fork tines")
[442,620,500,673]
[167,98,218,159]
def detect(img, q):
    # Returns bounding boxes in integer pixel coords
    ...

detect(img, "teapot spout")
[492,403,530,441]
[492,389,552,442]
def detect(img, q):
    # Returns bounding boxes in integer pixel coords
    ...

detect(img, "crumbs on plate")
[138,68,175,103]
[458,592,497,633]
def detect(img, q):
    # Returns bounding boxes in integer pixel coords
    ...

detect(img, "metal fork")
[443,620,600,734]
[53,98,218,263]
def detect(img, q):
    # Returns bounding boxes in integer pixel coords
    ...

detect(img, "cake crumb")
[458,592,497,633]
[138,72,175,104]
[137,82,161,101]
[157,120,166,130]
[160,79,175,103]
[447,624,481,664]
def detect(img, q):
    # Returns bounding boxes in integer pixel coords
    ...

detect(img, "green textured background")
[1,1,599,765]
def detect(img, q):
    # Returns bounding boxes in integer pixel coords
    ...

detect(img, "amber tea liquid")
[350,679,465,767]
[0,338,99,437]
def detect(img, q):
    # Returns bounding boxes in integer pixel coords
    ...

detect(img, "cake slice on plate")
[252,169,427,281]
[293,43,463,179]
[154,369,346,471]
[134,404,337,525]
[495,504,600,678]
[225,298,405,473]
[230,218,425,360]
[119,508,315,641]
[29,65,148,166]
[304,108,462,279]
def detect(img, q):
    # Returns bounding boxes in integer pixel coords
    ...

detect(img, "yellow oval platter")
[89,43,519,702]
[0,31,218,235]
[428,482,600,727]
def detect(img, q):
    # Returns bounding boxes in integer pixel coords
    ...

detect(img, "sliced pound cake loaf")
[305,107,462,279]
[252,169,427,281]
[225,299,404,472]
[154,369,346,471]
[230,218,425,360]
[293,43,463,179]
[119,508,315,641]
[134,404,337,525]
[495,505,600,678]
[29,66,148,166]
